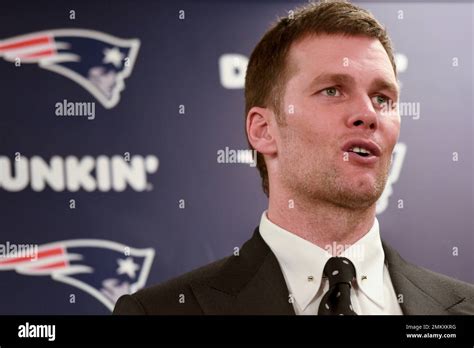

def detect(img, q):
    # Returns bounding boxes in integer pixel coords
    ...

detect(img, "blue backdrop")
[0,0,472,314]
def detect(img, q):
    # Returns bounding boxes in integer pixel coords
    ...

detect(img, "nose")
[346,95,379,131]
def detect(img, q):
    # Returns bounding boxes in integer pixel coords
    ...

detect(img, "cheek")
[293,103,336,137]
[378,110,399,133]
[282,100,342,157]
[279,124,320,164]
[288,122,325,152]
[384,118,401,149]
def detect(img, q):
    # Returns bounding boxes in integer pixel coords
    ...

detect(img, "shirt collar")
[340,217,386,308]
[259,210,386,311]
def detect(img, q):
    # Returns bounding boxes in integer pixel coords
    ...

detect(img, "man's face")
[275,34,400,209]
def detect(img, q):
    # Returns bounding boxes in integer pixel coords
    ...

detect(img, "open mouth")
[348,146,372,157]
[342,139,381,158]
[341,139,381,165]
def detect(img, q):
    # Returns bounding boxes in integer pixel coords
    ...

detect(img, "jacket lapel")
[190,229,464,315]
[382,241,455,315]
[190,228,295,315]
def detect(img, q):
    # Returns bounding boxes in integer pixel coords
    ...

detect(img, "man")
[114,1,474,315]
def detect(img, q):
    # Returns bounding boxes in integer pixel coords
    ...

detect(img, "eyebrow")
[306,73,399,100]
[369,77,399,100]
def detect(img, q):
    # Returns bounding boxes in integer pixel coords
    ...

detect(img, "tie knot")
[323,257,356,287]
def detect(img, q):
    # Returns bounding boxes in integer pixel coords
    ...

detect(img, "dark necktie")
[318,256,358,315]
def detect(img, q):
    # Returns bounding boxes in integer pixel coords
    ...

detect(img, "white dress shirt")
[259,211,403,315]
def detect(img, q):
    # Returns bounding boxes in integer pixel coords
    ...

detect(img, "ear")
[246,106,278,156]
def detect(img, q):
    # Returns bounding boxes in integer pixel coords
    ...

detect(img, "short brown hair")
[244,0,397,197]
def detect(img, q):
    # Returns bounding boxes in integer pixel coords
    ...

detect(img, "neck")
[267,188,376,252]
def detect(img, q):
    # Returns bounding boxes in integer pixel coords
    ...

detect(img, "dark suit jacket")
[113,228,474,315]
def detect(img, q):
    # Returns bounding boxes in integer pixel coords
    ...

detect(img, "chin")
[338,192,379,210]
[333,180,383,209]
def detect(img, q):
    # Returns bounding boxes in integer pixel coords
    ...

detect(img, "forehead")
[286,34,397,85]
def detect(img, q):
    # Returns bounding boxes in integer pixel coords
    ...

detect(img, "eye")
[372,94,392,108]
[321,87,341,97]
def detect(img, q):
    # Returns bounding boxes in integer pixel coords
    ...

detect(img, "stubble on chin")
[283,155,390,211]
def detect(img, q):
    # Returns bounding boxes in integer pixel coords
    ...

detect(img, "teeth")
[350,146,372,155]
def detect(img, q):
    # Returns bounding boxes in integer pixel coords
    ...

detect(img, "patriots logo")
[0,239,154,311]
[0,29,140,108]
